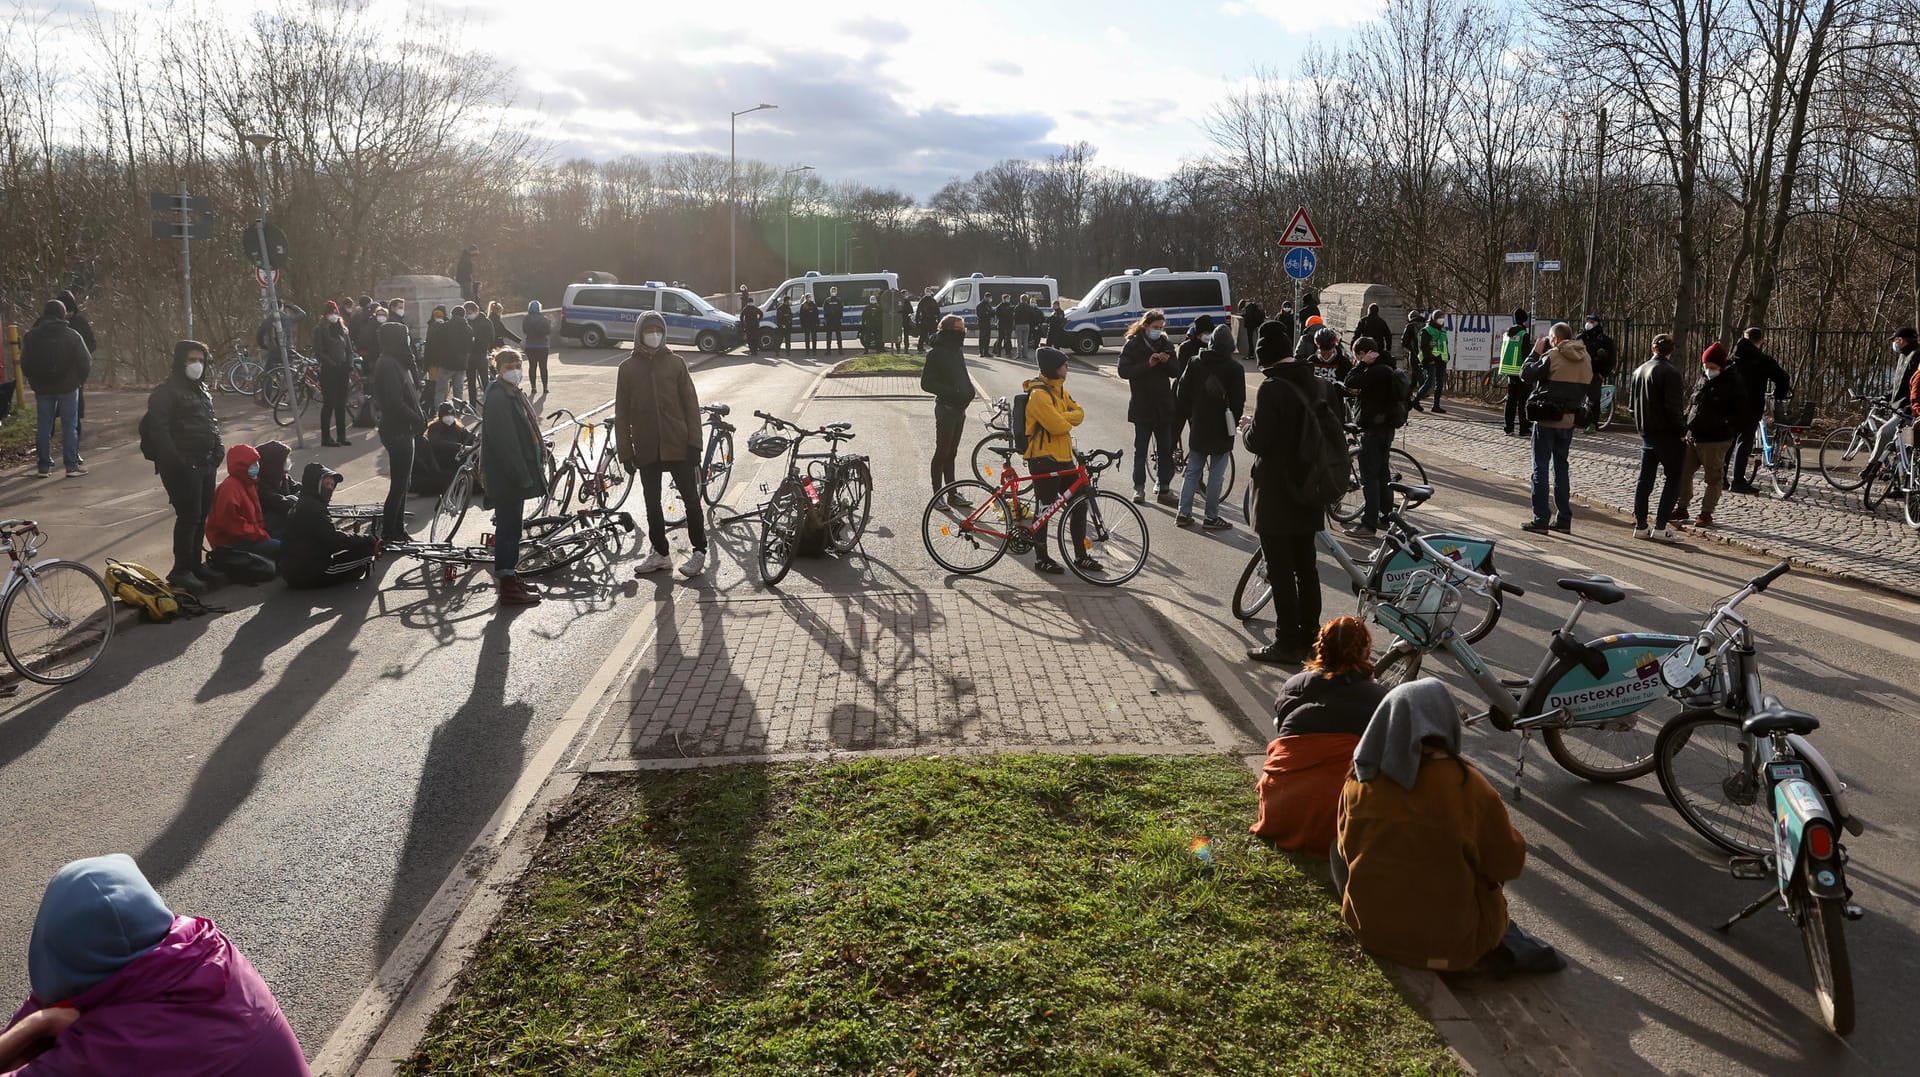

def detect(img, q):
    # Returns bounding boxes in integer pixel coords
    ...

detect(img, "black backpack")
[1278,378,1350,506]
[1387,366,1414,429]
[1011,391,1033,455]
[138,384,165,463]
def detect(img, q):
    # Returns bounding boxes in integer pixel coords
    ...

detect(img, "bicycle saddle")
[989,445,1016,459]
[1557,577,1626,605]
[1744,695,1820,737]
[705,403,730,416]
[825,421,853,432]
[1387,481,1433,503]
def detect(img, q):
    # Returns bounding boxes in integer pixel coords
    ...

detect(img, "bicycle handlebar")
[1751,560,1790,593]
[1078,448,1122,472]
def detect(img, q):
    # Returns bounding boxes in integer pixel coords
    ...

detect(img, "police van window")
[784,283,810,304]
[1139,278,1222,310]
[662,292,699,316]
[574,288,615,308]
[1019,287,1052,304]
[817,279,887,303]
[945,283,972,304]
[1091,281,1131,312]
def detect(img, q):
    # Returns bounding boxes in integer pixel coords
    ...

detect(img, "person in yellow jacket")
[1022,347,1095,574]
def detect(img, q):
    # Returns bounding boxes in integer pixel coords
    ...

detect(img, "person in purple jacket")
[0,854,308,1075]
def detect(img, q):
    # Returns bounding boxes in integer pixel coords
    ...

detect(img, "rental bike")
[1233,482,1505,642]
[1,520,113,685]
[723,411,872,586]
[924,447,1147,585]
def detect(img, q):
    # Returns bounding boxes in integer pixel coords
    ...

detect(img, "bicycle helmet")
[1314,327,1337,347]
[747,430,792,459]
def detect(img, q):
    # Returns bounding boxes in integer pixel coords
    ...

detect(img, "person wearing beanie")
[1255,318,1292,364]
[1499,309,1533,436]
[1238,297,1266,356]
[1118,309,1182,506]
[0,854,308,1074]
[1400,310,1424,375]
[1023,347,1093,574]
[142,340,224,591]
[1179,313,1216,366]
[20,299,91,477]
[1245,323,1340,664]
[350,294,382,361]
[1674,341,1745,527]
[922,315,976,505]
[1629,333,1688,541]
[314,299,356,446]
[1174,323,1247,529]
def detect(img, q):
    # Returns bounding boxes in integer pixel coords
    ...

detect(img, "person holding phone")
[1117,308,1182,506]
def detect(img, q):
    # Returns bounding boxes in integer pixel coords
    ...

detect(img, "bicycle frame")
[954,459,1092,539]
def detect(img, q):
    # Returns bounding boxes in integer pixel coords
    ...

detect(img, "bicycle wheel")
[1231,549,1271,620]
[1060,491,1149,586]
[1746,426,1800,499]
[1818,425,1873,491]
[1329,447,1366,525]
[1218,451,1237,501]
[592,460,633,513]
[1653,711,1771,856]
[1539,683,1670,782]
[516,529,601,577]
[1595,386,1617,430]
[545,465,577,519]
[758,483,807,585]
[1478,373,1505,406]
[971,432,1014,483]
[1796,872,1855,1036]
[525,448,558,520]
[1371,644,1425,688]
[431,466,474,543]
[701,431,735,507]
[826,460,873,553]
[1348,447,1430,522]
[1,560,114,685]
[230,359,264,395]
[1862,461,1899,511]
[1906,480,1920,529]
[1455,569,1505,645]
[922,481,1011,574]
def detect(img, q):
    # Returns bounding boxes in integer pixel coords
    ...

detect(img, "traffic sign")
[1283,247,1317,280]
[149,191,213,215]
[1279,206,1323,247]
[242,219,290,271]
[151,220,214,241]
[1540,260,1563,271]
[255,267,279,288]
[1504,251,1537,264]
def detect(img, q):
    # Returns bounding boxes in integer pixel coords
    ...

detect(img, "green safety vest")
[1422,323,1450,364]
[1498,334,1526,376]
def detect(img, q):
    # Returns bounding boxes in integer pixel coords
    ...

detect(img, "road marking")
[1860,690,1917,712]
[1774,651,1845,679]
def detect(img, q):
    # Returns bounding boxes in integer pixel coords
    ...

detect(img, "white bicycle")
[1,520,114,685]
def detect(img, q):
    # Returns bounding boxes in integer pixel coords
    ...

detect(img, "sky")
[26,0,1389,197]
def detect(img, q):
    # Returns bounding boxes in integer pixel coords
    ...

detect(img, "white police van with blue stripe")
[760,270,898,344]
[933,274,1059,329]
[559,281,741,352]
[1061,268,1232,355]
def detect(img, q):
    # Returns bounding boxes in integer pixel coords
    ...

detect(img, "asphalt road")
[1,340,1914,1073]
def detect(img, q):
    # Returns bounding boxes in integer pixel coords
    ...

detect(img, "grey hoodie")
[1352,679,1463,791]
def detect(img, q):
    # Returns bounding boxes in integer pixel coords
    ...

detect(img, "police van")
[558,281,742,352]
[757,270,899,345]
[932,274,1059,329]
[1060,268,1233,354]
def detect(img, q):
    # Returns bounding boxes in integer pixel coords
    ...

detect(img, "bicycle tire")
[1818,425,1873,491]
[701,430,735,507]
[1335,447,1427,524]
[970,432,1014,483]
[1862,461,1899,511]
[1371,644,1424,689]
[593,460,633,513]
[231,359,264,395]
[1231,548,1272,620]
[525,448,557,520]
[545,465,577,519]
[758,482,807,586]
[1537,657,1667,782]
[1797,875,1855,1036]
[1455,566,1505,645]
[515,530,599,577]
[431,466,475,543]
[1653,710,1772,856]
[1745,425,1800,499]
[922,481,1011,574]
[1906,481,1920,529]
[1595,385,1618,430]
[1060,490,1149,586]
[1478,374,1505,406]
[827,460,873,553]
[1,560,114,685]
[1329,447,1367,524]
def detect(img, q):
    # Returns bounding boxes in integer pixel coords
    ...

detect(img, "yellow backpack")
[103,559,182,622]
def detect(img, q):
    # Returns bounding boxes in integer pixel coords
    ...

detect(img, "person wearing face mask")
[774,296,794,354]
[387,298,408,332]
[373,313,426,543]
[922,314,976,505]
[141,341,224,593]
[1674,342,1746,528]
[1174,324,1247,529]
[617,312,709,578]
[464,300,495,403]
[205,443,282,568]
[1577,314,1618,429]
[1869,327,1920,485]
[414,401,476,496]
[1416,310,1450,413]
[799,295,820,352]
[974,291,994,358]
[522,300,552,393]
[740,295,764,356]
[255,440,297,539]
[422,305,459,408]
[314,301,355,446]
[481,349,548,605]
[1245,320,1338,664]
[1118,309,1182,506]
[1726,326,1791,493]
[823,287,845,352]
[1341,336,1399,538]
[281,463,377,589]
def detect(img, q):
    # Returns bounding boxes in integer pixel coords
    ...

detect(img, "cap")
[1702,342,1729,367]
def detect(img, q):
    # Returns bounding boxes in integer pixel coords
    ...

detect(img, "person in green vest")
[1500,309,1533,437]
[1418,310,1451,414]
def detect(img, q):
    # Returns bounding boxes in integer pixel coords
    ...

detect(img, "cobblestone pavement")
[597,588,1236,763]
[1401,405,1920,597]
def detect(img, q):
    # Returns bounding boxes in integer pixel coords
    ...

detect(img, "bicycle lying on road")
[923,446,1148,586]
[1,520,114,685]
[714,411,873,586]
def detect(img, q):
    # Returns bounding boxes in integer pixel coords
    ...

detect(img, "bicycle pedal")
[1844,904,1866,921]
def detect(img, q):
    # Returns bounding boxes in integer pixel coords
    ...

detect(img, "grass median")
[832,352,925,376]
[404,754,1456,1076]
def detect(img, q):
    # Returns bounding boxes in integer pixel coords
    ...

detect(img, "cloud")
[1223,0,1387,33]
[983,59,1021,77]
[838,18,910,45]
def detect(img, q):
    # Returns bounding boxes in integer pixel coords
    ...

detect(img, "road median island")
[397,753,1459,1075]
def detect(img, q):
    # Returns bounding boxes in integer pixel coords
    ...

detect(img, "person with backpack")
[1341,336,1403,538]
[373,314,425,543]
[314,301,355,446]
[1520,323,1593,534]
[205,444,281,573]
[923,314,975,506]
[464,300,496,403]
[21,300,90,478]
[1675,342,1747,528]
[1174,324,1246,530]
[1118,309,1182,506]
[522,300,552,394]
[1629,333,1688,542]
[1022,347,1092,575]
[824,287,845,352]
[1499,310,1533,437]
[142,340,224,593]
[1245,320,1343,665]
[1417,310,1450,413]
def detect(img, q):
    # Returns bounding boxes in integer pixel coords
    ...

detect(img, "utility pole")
[243,132,300,449]
[782,164,813,278]
[729,103,777,311]
[1582,107,1608,315]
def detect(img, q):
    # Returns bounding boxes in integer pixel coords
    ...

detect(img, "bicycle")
[970,396,1014,483]
[724,411,872,586]
[1738,396,1808,500]
[1855,414,1920,523]
[542,408,631,516]
[1327,427,1429,526]
[0,520,114,685]
[1816,388,1896,491]
[217,341,264,395]
[1168,435,1237,503]
[1233,481,1506,642]
[260,352,368,429]
[923,447,1148,586]
[696,403,737,508]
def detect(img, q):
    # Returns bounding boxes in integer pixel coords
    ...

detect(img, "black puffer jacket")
[20,313,92,395]
[313,321,355,371]
[377,319,413,369]
[1345,354,1401,432]
[281,463,376,589]
[1687,367,1749,442]
[144,341,221,473]
[1246,360,1333,536]
[1118,331,1182,426]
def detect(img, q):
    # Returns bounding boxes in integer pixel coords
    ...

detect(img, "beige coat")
[615,314,702,468]
[1533,339,1594,430]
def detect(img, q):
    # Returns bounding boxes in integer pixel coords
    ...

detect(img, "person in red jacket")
[204,444,280,561]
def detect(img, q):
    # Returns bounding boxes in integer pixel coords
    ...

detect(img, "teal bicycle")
[1737,396,1808,500]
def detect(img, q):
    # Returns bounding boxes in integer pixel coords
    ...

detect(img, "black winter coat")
[1687,368,1748,442]
[1345,356,1401,432]
[469,312,497,371]
[1246,362,1333,536]
[1579,327,1618,379]
[20,319,91,395]
[1730,339,1791,418]
[824,298,844,325]
[800,302,820,329]
[374,351,424,437]
[920,328,975,409]
[1630,357,1687,436]
[313,322,355,371]
[1354,313,1392,351]
[975,299,994,331]
[1118,333,1182,426]
[144,370,222,473]
[1176,349,1247,456]
[424,318,467,373]
[995,301,1014,329]
[377,320,413,370]
[775,303,793,329]
[351,313,382,358]
[281,465,376,589]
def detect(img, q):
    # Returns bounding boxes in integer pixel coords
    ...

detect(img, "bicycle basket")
[1780,401,1817,429]
[1371,568,1461,648]
[748,431,792,459]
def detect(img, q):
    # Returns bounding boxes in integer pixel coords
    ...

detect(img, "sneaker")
[1033,556,1065,575]
[1202,516,1233,531]
[1728,481,1759,495]
[679,549,707,577]
[1632,526,1651,539]
[1132,486,1147,505]
[1694,515,1715,527]
[1647,526,1680,542]
[31,471,49,479]
[1156,489,1179,507]
[1073,555,1105,573]
[633,550,672,575]
[1247,641,1308,665]
[1520,520,1550,534]
[65,468,87,477]
[1432,406,1448,414]
[1175,514,1196,528]
[1343,524,1378,538]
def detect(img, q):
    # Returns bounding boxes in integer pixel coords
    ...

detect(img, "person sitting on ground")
[255,440,297,541]
[1332,679,1566,976]
[204,443,281,563]
[1250,617,1386,855]
[279,463,377,590]
[0,854,309,1075]
[411,402,476,497]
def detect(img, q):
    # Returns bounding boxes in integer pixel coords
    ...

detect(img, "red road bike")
[921,447,1148,585]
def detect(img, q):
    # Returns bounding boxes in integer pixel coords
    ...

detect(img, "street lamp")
[782,165,813,278]
[729,103,778,310]
[834,221,856,273]
[242,131,301,448]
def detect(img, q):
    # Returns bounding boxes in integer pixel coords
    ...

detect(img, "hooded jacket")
[1118,330,1182,426]
[54,291,97,353]
[424,311,468,374]
[205,445,269,548]
[1245,359,1334,536]
[373,329,425,438]
[20,308,91,395]
[143,342,222,473]
[1354,309,1392,352]
[1578,322,1618,379]
[312,318,354,372]
[375,319,411,371]
[615,312,701,469]
[920,327,975,409]
[255,441,297,536]
[1176,325,1247,456]
[522,302,551,348]
[1021,373,1082,464]
[280,464,375,590]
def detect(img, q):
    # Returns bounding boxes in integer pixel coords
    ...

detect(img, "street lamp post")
[729,103,778,311]
[783,165,814,278]
[833,222,856,273]
[242,131,300,448]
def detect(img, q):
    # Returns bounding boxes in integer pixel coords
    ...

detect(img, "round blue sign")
[1284,247,1317,280]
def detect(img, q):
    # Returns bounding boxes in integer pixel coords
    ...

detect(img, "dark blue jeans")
[35,390,80,473]
[1530,426,1574,525]
[1132,420,1175,491]
[1357,429,1394,529]
[1633,433,1685,528]
[494,487,525,576]
[1421,359,1447,407]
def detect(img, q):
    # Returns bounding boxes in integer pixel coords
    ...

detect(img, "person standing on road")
[21,300,90,478]
[1179,314,1216,366]
[1417,309,1450,413]
[1519,322,1592,534]
[481,348,546,607]
[1577,314,1618,430]
[799,295,820,352]
[918,289,940,353]
[975,292,995,358]
[205,443,281,565]
[350,294,381,362]
[1342,336,1400,538]
[1022,347,1092,575]
[994,293,1015,357]
[1245,319,1337,665]
[1399,311,1424,405]
[522,300,552,394]
[1353,304,1390,360]
[488,300,521,350]
[314,301,355,446]
[1866,327,1920,480]
[1499,309,1532,437]
[373,314,425,542]
[1013,293,1043,361]
[824,287,845,353]
[1271,301,1295,352]
[1308,327,1353,381]
[465,300,496,403]
[421,306,456,408]
[1629,333,1688,542]
[54,290,95,454]
[143,340,223,592]
[740,296,763,356]
[922,314,975,505]
[1047,299,1068,349]
[1118,309,1182,506]
[618,311,708,579]
[1174,323,1246,530]
[1292,315,1325,361]
[1727,327,1792,494]
[1675,342,1745,528]
[1239,297,1266,357]
[774,296,794,354]
[898,291,916,351]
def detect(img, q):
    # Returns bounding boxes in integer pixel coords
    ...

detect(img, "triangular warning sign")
[1280,206,1322,247]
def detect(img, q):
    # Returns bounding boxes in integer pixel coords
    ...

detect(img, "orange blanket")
[1249,733,1360,856]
